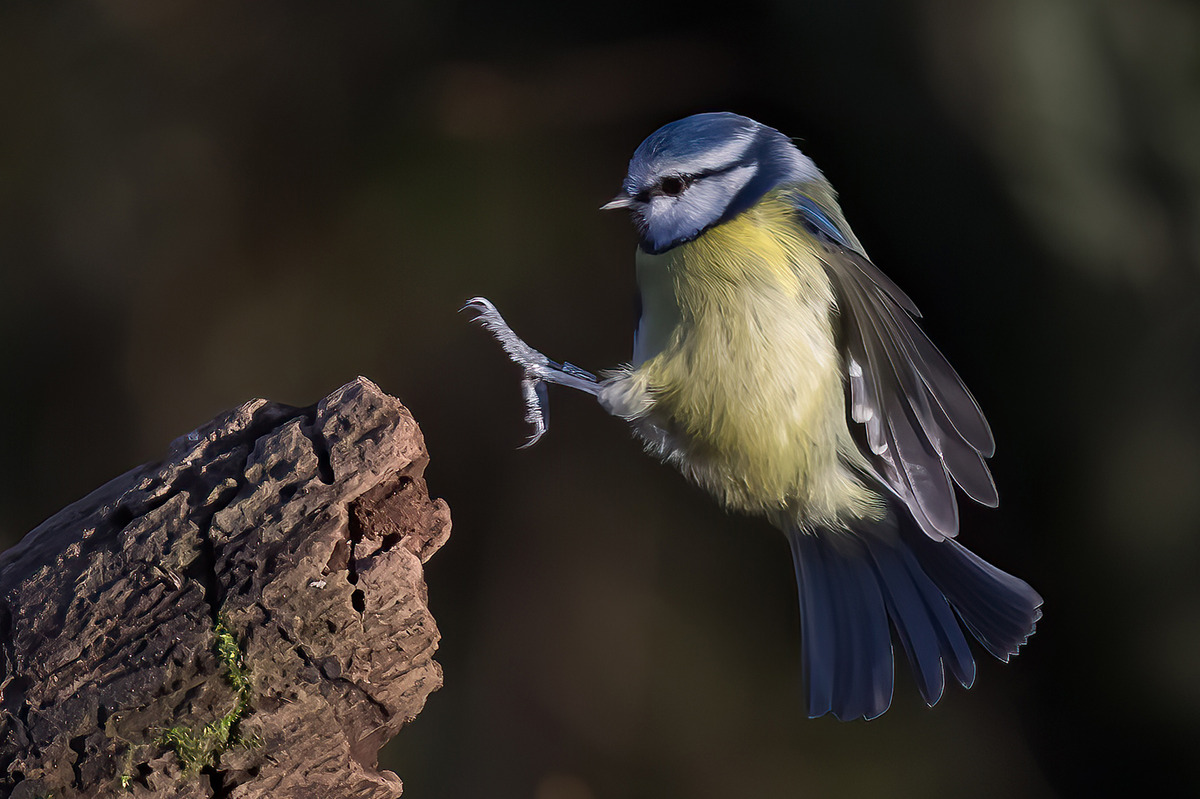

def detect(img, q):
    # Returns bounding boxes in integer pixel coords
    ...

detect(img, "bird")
[464,112,1042,721]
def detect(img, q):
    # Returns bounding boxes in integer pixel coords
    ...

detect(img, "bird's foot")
[462,297,599,447]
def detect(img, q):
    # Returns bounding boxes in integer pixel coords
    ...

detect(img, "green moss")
[213,617,252,696]
[155,616,255,776]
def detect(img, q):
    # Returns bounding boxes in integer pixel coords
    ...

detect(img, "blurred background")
[2,1,1198,796]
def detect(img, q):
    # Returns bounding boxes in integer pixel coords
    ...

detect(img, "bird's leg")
[462,296,600,447]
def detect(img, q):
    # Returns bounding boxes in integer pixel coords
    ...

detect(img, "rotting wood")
[0,377,450,798]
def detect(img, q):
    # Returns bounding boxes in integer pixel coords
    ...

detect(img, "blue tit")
[465,112,1041,721]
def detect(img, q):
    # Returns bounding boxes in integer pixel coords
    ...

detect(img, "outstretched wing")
[793,195,997,539]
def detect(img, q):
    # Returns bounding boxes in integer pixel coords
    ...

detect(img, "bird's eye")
[659,176,687,196]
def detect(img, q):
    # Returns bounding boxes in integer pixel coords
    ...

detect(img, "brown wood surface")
[0,378,450,798]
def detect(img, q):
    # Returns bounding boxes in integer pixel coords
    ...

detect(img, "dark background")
[3,2,1198,797]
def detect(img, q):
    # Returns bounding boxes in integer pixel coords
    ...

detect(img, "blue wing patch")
[795,194,850,246]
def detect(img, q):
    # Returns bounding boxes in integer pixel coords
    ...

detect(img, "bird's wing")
[792,195,997,539]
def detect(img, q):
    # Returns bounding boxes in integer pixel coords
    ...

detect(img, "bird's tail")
[784,515,1042,721]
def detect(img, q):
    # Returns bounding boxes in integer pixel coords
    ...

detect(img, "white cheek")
[698,164,757,203]
[636,164,761,249]
[658,166,758,228]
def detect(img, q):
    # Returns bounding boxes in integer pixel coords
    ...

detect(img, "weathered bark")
[0,377,450,799]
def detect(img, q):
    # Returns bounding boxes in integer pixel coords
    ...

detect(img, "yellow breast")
[615,192,882,526]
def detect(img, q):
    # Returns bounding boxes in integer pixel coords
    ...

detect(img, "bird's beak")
[601,194,633,211]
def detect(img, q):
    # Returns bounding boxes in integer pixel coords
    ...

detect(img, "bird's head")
[603,112,822,254]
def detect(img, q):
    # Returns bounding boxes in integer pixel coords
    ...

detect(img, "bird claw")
[464,296,602,446]
[461,297,552,375]
[518,376,549,448]
[463,296,554,446]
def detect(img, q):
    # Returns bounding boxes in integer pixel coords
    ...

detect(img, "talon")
[459,297,497,326]
[518,376,550,448]
[460,296,495,315]
[519,429,547,449]
[464,294,601,446]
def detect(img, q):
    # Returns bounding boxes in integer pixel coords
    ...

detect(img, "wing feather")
[838,274,959,537]
[793,197,997,538]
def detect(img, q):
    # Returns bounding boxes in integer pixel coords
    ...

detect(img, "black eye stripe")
[641,162,748,200]
[690,162,744,181]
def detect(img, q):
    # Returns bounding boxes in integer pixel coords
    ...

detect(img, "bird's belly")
[617,298,872,532]
[649,310,842,511]
[603,214,884,527]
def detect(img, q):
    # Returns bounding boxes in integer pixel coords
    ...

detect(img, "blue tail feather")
[792,532,837,717]
[901,526,1043,662]
[788,531,893,720]
[829,542,893,719]
[786,515,1041,720]
[865,532,975,705]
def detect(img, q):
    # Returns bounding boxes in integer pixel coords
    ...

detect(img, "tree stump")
[0,377,450,799]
